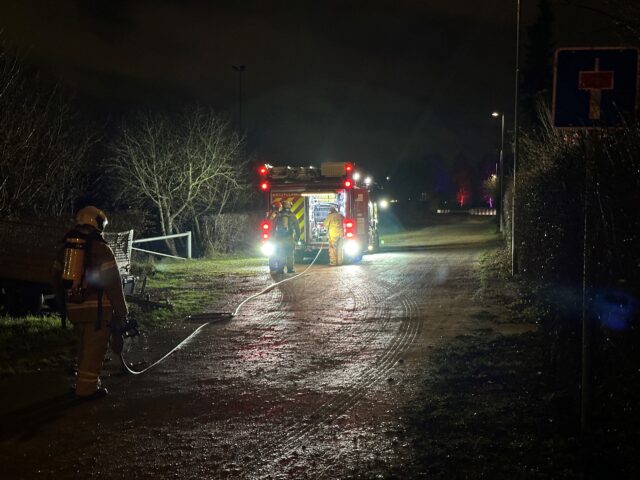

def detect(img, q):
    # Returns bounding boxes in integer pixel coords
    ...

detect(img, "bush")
[508,109,640,291]
[199,212,262,255]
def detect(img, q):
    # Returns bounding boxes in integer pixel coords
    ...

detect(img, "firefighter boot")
[77,387,108,401]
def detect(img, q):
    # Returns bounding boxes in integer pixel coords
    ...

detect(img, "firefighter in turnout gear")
[52,206,129,401]
[274,200,300,274]
[323,206,344,266]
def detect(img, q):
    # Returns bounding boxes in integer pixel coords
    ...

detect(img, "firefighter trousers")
[328,237,343,266]
[70,309,113,397]
[284,237,295,271]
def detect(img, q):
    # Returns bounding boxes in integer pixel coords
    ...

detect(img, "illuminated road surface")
[1,216,504,479]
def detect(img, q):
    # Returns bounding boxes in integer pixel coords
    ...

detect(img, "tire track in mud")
[246,263,425,477]
[172,270,378,477]
[237,269,383,369]
[293,270,394,361]
[194,260,425,477]
[281,294,418,439]
[235,269,389,475]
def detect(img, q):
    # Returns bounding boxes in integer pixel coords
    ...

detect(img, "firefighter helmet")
[271,201,282,210]
[282,200,292,209]
[75,206,108,232]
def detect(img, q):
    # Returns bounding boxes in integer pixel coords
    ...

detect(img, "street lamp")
[492,111,505,233]
[512,0,522,277]
[232,65,246,131]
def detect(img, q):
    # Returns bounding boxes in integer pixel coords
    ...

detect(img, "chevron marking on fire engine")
[291,196,305,240]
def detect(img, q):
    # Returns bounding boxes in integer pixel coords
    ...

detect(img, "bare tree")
[108,107,248,255]
[562,0,640,41]
[0,43,91,218]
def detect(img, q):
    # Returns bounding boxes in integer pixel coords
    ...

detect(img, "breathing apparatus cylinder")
[62,235,87,302]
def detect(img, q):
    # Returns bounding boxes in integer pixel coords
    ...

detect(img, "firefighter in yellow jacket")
[323,206,344,266]
[52,206,128,401]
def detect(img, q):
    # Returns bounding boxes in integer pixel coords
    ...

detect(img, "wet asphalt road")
[1,216,501,479]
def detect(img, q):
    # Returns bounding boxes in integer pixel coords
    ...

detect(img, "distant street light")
[492,111,505,233]
[232,65,246,131]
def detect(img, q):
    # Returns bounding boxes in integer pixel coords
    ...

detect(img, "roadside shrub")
[515,135,584,284]
[130,257,157,277]
[199,213,261,255]
[510,109,640,292]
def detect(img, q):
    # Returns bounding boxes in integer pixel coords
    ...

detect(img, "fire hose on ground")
[119,247,324,375]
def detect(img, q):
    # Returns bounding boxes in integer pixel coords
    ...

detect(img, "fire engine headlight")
[260,241,275,257]
[344,239,360,257]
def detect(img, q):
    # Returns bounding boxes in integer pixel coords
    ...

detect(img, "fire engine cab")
[258,162,380,263]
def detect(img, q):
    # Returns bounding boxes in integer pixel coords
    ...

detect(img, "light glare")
[260,241,275,256]
[344,239,360,256]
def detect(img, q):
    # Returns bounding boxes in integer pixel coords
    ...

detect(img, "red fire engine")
[257,162,380,263]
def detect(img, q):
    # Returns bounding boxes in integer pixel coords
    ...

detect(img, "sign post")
[552,47,639,434]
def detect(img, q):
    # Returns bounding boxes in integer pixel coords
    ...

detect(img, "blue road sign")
[552,47,639,128]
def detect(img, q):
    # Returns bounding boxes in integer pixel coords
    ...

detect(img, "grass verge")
[130,255,265,327]
[0,315,75,376]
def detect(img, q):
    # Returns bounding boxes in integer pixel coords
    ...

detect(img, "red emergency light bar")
[258,165,269,176]
[345,163,353,173]
[344,179,353,189]
[260,181,270,191]
[344,220,354,229]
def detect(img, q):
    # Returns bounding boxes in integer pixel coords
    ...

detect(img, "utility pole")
[232,65,246,132]
[512,0,522,276]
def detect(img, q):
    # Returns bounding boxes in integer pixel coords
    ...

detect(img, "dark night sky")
[0,1,617,178]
